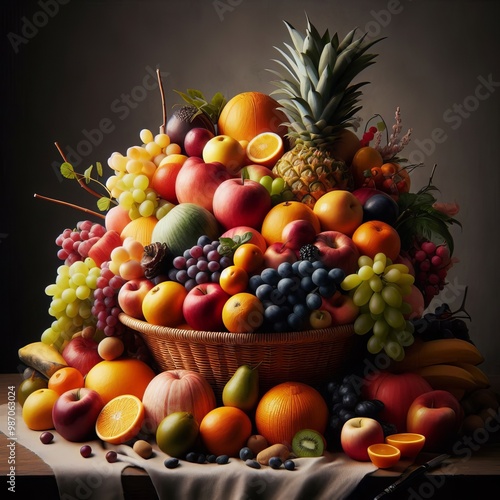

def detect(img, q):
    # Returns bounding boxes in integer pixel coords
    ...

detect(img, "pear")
[222,363,261,412]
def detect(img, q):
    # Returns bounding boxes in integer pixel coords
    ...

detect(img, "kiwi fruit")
[292,429,325,458]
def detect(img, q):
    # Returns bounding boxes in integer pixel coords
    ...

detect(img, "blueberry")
[287,312,305,331]
[216,455,229,465]
[164,457,179,469]
[245,459,261,469]
[328,268,345,284]
[342,392,359,409]
[284,459,296,471]
[270,289,287,305]
[269,456,282,469]
[248,274,265,292]
[300,276,316,293]
[306,292,322,310]
[293,303,309,320]
[264,304,286,322]
[261,268,280,285]
[277,277,298,295]
[312,268,329,287]
[239,447,254,461]
[298,260,315,276]
[206,454,217,463]
[186,452,199,463]
[277,261,294,277]
[256,283,274,300]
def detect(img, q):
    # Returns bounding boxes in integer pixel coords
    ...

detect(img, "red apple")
[151,162,184,204]
[175,157,234,213]
[52,388,104,442]
[212,178,272,231]
[281,219,318,252]
[340,417,385,461]
[182,283,231,331]
[362,371,433,433]
[407,390,463,452]
[314,231,360,275]
[220,226,268,253]
[184,127,215,158]
[117,278,154,320]
[62,337,103,377]
[263,242,298,268]
[320,292,359,325]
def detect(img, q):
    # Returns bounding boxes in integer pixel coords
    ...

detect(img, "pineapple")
[270,16,382,207]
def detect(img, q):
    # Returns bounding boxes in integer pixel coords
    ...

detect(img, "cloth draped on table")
[0,403,378,499]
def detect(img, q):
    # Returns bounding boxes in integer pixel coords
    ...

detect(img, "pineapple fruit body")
[272,144,353,207]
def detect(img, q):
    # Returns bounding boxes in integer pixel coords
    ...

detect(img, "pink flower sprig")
[360,107,413,162]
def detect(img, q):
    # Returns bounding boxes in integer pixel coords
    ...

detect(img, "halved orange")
[246,132,284,167]
[96,394,145,444]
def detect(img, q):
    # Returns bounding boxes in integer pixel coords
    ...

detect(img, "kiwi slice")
[292,429,325,457]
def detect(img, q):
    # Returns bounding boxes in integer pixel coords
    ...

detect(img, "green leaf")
[97,197,111,212]
[96,161,103,177]
[84,165,93,184]
[60,162,76,179]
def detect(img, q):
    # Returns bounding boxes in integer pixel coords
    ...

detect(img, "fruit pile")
[17,14,499,475]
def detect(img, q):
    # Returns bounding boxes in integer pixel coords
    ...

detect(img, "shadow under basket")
[119,313,358,397]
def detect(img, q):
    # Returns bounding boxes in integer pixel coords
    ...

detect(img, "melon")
[151,203,220,257]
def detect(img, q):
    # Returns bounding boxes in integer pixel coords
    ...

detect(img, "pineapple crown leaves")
[173,88,226,124]
[60,161,114,211]
[395,165,462,255]
[267,15,384,144]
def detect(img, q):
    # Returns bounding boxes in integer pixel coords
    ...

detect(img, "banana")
[390,338,484,372]
[413,364,478,392]
[452,362,490,389]
[18,342,67,379]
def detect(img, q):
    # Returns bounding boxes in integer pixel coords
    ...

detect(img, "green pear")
[222,363,260,412]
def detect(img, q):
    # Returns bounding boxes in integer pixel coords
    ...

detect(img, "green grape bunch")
[341,253,416,361]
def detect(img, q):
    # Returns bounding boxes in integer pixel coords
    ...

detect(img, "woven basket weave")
[120,313,357,397]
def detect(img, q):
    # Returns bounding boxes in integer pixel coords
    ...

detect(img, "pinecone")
[141,242,168,279]
[299,243,320,262]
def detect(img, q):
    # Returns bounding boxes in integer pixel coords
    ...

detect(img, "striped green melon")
[151,202,221,257]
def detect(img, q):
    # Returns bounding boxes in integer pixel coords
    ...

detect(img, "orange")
[233,243,265,275]
[246,132,285,167]
[85,358,156,405]
[142,281,188,327]
[95,394,145,444]
[22,388,59,430]
[351,146,384,188]
[219,265,249,295]
[260,201,321,246]
[199,406,253,457]
[352,221,401,261]
[48,367,85,395]
[313,190,363,236]
[222,292,264,333]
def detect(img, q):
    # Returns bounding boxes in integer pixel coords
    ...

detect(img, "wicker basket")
[120,313,358,397]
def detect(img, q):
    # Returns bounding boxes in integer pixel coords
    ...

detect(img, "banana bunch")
[389,337,488,400]
[18,342,68,379]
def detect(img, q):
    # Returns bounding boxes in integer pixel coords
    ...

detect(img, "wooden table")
[1,373,499,499]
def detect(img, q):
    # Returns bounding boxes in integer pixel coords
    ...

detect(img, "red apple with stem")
[314,231,360,275]
[62,337,103,377]
[182,283,231,331]
[52,388,104,442]
[117,278,154,320]
[212,178,272,230]
[340,417,385,461]
[407,390,463,452]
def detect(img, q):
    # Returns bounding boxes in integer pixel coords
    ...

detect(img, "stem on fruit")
[157,68,167,134]
[54,142,103,200]
[34,193,106,220]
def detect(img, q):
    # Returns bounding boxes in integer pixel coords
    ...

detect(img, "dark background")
[2,0,500,386]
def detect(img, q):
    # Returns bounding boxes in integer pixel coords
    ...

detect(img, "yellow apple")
[202,135,246,173]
